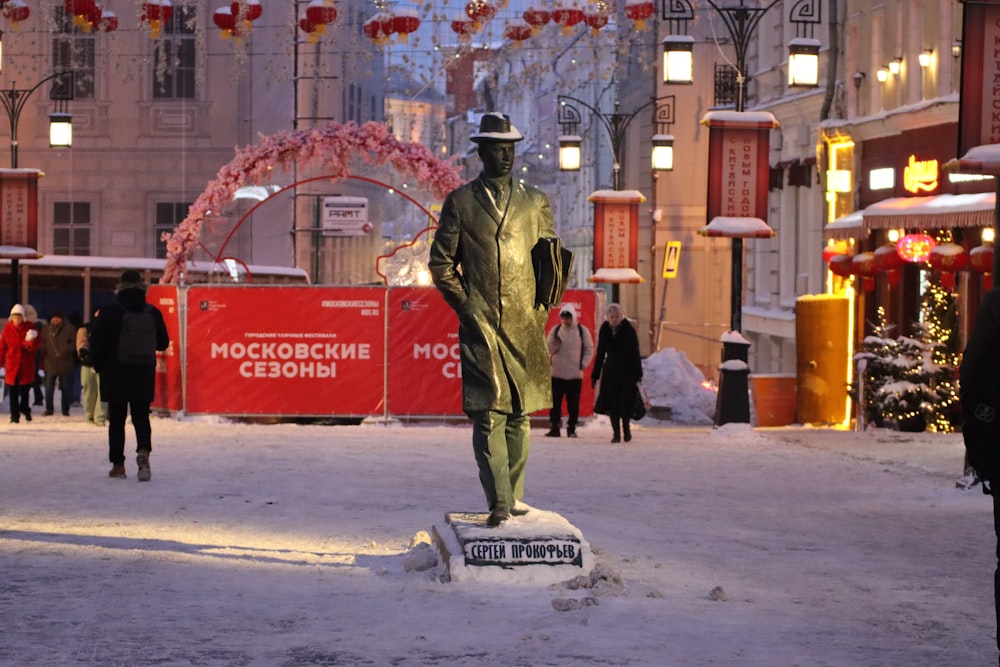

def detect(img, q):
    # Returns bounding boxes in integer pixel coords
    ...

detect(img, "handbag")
[632,383,649,421]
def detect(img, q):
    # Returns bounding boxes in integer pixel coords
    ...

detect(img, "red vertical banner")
[184,285,386,416]
[386,286,463,416]
[0,169,40,248]
[147,284,182,411]
[702,112,778,224]
[959,0,1000,155]
[589,190,643,271]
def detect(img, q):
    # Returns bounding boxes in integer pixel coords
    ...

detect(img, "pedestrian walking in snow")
[90,270,169,481]
[40,309,77,416]
[0,304,40,423]
[77,307,106,426]
[545,304,594,438]
[591,303,643,443]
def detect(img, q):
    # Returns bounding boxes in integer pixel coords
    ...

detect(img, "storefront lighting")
[952,40,962,58]
[887,229,902,243]
[869,167,895,190]
[826,169,852,193]
[876,66,890,83]
[918,49,933,68]
[984,227,996,244]
[888,57,902,75]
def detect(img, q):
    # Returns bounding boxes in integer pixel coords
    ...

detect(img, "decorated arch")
[160,121,463,284]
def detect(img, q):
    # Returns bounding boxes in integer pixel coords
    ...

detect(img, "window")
[52,7,96,99]
[53,202,91,255]
[153,6,196,99]
[155,202,190,259]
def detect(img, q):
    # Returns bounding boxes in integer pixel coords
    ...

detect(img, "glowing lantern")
[3,0,29,27]
[624,0,654,31]
[306,0,337,34]
[142,0,173,39]
[896,233,936,263]
[231,0,262,23]
[929,243,968,291]
[391,9,420,44]
[450,14,476,42]
[363,12,394,46]
[852,252,877,291]
[970,244,995,290]
[213,7,243,40]
[64,0,96,29]
[873,244,903,271]
[827,254,854,278]
[523,6,550,35]
[583,8,608,35]
[551,4,584,36]
[82,3,102,32]
[503,20,532,46]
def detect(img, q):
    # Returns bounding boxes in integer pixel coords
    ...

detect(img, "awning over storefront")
[823,192,995,240]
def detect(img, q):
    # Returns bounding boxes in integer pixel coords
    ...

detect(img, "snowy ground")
[0,412,995,666]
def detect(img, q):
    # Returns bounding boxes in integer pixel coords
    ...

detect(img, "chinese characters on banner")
[0,169,40,248]
[589,190,643,271]
[959,0,1000,154]
[703,113,776,224]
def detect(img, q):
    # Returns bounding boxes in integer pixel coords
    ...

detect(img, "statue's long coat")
[430,174,554,416]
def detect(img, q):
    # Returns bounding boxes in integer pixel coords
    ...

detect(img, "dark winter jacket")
[41,319,78,377]
[591,318,642,417]
[89,287,169,404]
[429,172,555,416]
[960,288,1000,482]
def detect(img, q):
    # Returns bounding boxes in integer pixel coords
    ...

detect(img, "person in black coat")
[89,270,169,481]
[591,303,642,443]
[959,287,1000,664]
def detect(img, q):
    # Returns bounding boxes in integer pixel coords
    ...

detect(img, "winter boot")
[137,451,151,482]
[108,464,126,479]
[611,417,621,443]
[545,421,561,437]
[566,425,577,438]
[623,421,632,442]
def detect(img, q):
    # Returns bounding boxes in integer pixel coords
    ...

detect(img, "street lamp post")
[0,70,74,306]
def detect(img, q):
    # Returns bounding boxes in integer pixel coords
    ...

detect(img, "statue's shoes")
[486,509,511,527]
[511,501,532,516]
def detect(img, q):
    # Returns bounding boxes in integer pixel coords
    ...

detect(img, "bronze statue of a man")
[430,112,555,527]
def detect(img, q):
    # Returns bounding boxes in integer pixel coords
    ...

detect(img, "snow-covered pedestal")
[433,508,594,584]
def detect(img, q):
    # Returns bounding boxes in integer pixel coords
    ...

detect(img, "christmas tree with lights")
[852,307,899,429]
[915,282,962,433]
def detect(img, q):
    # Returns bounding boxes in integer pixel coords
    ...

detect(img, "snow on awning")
[823,210,865,240]
[587,267,645,284]
[0,245,42,259]
[943,144,1000,175]
[862,193,995,230]
[697,216,777,238]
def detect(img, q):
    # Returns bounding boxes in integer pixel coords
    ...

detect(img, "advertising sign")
[702,112,777,224]
[0,169,40,248]
[322,196,371,236]
[148,284,183,412]
[184,285,385,416]
[589,190,643,271]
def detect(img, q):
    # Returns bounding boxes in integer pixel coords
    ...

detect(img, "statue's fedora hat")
[470,112,523,143]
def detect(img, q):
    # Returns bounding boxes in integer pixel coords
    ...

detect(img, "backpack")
[552,323,587,369]
[115,303,157,366]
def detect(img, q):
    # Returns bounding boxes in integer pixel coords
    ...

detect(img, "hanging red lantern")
[827,254,854,278]
[82,3,102,32]
[64,0,96,28]
[98,9,118,32]
[450,14,476,41]
[214,7,241,40]
[503,20,532,46]
[231,0,262,23]
[970,244,994,273]
[142,0,173,38]
[391,9,420,44]
[551,4,584,36]
[853,252,877,291]
[873,243,904,272]
[466,1,496,27]
[896,233,936,264]
[624,0,654,31]
[929,243,968,291]
[822,239,849,264]
[363,13,395,46]
[3,0,29,27]
[523,6,550,35]
[306,0,337,33]
[583,8,608,35]
[299,16,320,43]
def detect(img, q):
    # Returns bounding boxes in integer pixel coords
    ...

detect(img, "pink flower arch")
[160,121,463,284]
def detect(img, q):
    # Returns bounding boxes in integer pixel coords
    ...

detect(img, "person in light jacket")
[545,304,594,438]
[77,306,106,426]
[429,112,556,528]
[591,303,643,443]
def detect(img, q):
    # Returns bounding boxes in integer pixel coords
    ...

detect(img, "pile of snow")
[641,347,717,424]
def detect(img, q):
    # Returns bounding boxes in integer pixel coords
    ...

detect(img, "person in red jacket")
[0,304,40,423]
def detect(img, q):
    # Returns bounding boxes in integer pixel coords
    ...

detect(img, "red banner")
[184,286,385,416]
[959,1,1000,155]
[148,284,182,411]
[386,286,463,416]
[703,113,776,224]
[590,191,642,271]
[0,169,40,248]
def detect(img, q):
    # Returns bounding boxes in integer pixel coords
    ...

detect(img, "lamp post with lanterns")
[661,0,822,424]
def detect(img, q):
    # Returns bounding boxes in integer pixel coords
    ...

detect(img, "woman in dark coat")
[591,303,643,443]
